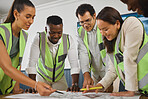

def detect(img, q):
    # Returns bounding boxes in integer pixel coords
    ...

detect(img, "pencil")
[80,86,103,91]
[55,90,64,94]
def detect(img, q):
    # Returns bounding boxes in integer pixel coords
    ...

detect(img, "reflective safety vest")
[0,23,28,95]
[37,32,70,82]
[109,22,148,94]
[78,26,106,72]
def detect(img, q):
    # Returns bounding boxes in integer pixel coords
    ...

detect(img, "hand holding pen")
[35,81,56,96]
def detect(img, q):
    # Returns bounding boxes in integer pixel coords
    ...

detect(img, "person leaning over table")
[24,15,80,93]
[75,3,113,92]
[120,0,148,17]
[84,6,148,97]
[0,0,56,96]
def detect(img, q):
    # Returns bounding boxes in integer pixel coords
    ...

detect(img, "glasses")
[79,17,93,26]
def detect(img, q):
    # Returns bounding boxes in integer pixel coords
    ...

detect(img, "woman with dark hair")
[0,0,56,96]
[84,6,148,97]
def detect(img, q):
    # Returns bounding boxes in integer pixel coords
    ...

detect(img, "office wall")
[0,14,6,23]
[0,14,2,23]
[19,0,132,70]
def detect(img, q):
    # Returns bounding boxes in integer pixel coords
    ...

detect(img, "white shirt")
[99,17,142,91]
[77,23,106,79]
[25,33,80,75]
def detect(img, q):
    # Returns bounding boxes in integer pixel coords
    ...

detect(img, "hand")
[36,81,56,96]
[94,83,104,93]
[66,83,80,92]
[110,91,135,97]
[25,88,37,94]
[26,74,37,93]
[83,72,94,88]
[13,82,24,94]
[105,84,113,93]
[83,83,104,93]
[13,88,24,94]
[83,85,95,93]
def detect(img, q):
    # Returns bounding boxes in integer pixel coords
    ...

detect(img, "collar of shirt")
[45,34,62,59]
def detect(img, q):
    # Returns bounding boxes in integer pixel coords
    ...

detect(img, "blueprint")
[5,91,140,99]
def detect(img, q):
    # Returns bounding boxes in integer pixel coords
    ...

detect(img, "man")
[120,0,148,17]
[24,15,80,92]
[76,4,107,88]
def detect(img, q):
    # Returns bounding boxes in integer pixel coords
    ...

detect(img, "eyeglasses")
[79,17,93,26]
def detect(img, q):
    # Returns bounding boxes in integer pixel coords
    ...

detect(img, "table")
[1,91,144,99]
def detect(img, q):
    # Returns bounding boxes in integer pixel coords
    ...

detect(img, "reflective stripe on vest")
[37,32,70,82]
[96,28,106,66]
[0,25,10,49]
[110,26,148,93]
[79,28,91,64]
[0,23,27,95]
[78,26,106,68]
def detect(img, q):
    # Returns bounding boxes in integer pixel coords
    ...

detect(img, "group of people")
[0,0,148,97]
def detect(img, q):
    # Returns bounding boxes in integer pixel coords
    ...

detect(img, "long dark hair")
[4,0,35,23]
[96,7,124,53]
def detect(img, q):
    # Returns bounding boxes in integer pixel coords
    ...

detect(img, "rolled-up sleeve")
[99,54,117,90]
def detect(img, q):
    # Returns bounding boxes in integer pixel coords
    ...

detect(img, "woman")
[84,7,148,96]
[0,0,56,96]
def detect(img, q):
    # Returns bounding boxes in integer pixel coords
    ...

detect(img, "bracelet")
[35,81,38,90]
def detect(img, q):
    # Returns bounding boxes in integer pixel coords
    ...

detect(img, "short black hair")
[76,4,95,18]
[46,15,63,25]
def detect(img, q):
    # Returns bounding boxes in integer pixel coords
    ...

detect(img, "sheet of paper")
[5,91,140,99]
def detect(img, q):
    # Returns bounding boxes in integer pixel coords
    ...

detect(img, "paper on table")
[4,91,140,99]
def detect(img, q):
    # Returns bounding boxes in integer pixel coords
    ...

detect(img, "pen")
[80,86,103,91]
[55,90,64,94]
[46,87,64,94]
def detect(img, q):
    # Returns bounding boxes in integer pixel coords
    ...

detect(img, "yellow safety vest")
[0,23,28,95]
[78,26,106,72]
[109,18,148,94]
[37,32,70,82]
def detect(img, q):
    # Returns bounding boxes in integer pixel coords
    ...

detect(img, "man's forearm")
[71,74,79,85]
